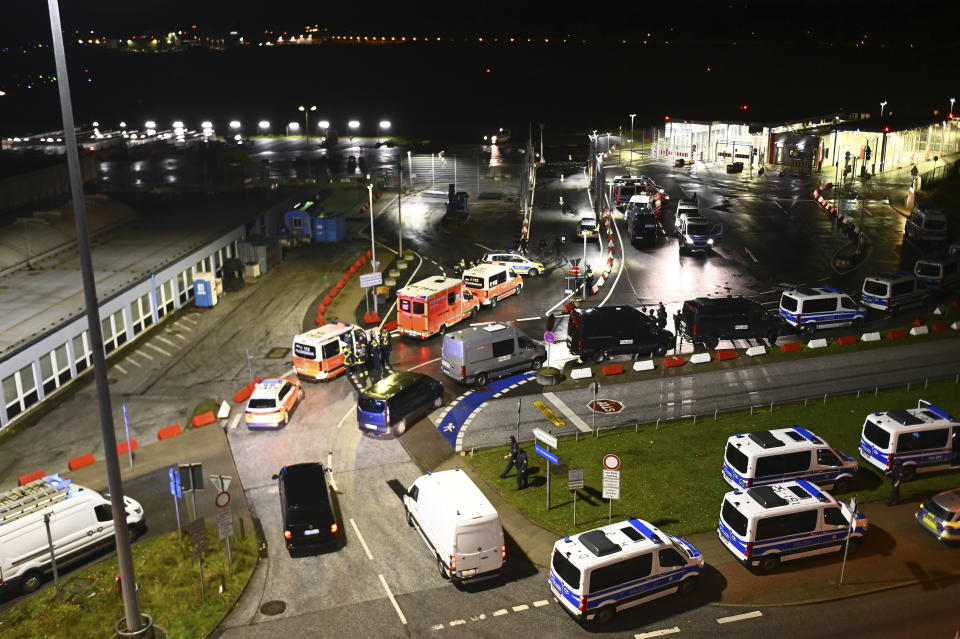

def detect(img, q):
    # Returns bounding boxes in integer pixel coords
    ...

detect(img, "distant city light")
[230,120,241,129]
[172,120,184,129]
[318,120,330,129]
[348,120,360,129]
[201,121,213,129]
[144,120,156,129]
[379,120,391,129]
[258,120,270,129]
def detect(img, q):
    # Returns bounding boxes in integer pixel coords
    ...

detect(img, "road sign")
[209,474,233,494]
[359,272,383,288]
[215,491,231,508]
[532,401,566,428]
[602,469,620,500]
[532,427,558,449]
[544,331,556,343]
[168,466,183,499]
[179,463,204,493]
[588,399,625,414]
[535,444,559,465]
[602,454,621,471]
[187,517,209,554]
[568,469,584,490]
[589,380,600,394]
[216,506,234,540]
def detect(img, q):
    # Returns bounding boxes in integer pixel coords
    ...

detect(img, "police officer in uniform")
[368,331,381,375]
[499,436,519,478]
[886,461,904,506]
[515,448,530,490]
[379,329,392,368]
[673,309,682,353]
[657,302,667,330]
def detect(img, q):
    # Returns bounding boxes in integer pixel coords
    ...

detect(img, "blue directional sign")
[535,444,559,465]
[168,466,183,499]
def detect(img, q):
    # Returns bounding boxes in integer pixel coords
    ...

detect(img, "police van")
[905,206,947,242]
[858,399,960,481]
[717,480,867,573]
[860,271,928,313]
[549,518,703,625]
[778,286,865,334]
[676,214,722,254]
[914,255,960,290]
[723,426,858,493]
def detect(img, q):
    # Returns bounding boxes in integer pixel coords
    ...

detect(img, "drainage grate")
[260,600,286,616]
[265,347,290,359]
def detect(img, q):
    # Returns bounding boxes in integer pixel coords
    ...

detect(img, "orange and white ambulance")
[462,263,523,308]
[397,277,480,339]
[292,321,358,381]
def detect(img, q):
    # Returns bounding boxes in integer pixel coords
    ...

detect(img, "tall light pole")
[366,181,378,319]
[298,105,316,140]
[950,98,956,119]
[629,113,636,159]
[46,0,150,635]
[538,122,544,164]
[397,159,403,258]
[318,119,330,141]
[378,119,391,141]
[880,100,888,119]
[407,149,413,191]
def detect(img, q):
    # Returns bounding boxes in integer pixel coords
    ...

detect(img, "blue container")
[193,274,218,307]
[313,213,347,243]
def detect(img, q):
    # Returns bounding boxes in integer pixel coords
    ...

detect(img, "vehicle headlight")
[707,238,714,245]
[685,235,693,243]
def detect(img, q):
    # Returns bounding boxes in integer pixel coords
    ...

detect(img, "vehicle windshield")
[725,443,749,473]
[670,535,692,559]
[916,263,941,276]
[552,549,581,589]
[618,186,636,198]
[721,499,748,536]
[358,397,386,412]
[686,223,710,236]
[924,499,954,521]
[580,219,597,228]
[780,295,798,312]
[862,419,890,448]
[247,398,277,409]
[863,280,889,296]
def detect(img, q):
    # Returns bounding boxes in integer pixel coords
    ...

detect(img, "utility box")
[314,214,347,242]
[244,262,261,280]
[194,271,219,307]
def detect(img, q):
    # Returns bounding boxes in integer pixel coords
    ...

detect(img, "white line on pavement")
[545,290,577,315]
[533,600,549,607]
[515,316,542,322]
[228,412,242,430]
[406,357,441,371]
[635,627,681,638]
[542,392,591,432]
[284,367,296,378]
[156,336,176,347]
[511,604,529,612]
[137,350,155,361]
[178,323,193,332]
[114,364,128,375]
[745,247,759,263]
[126,357,142,368]
[473,241,494,251]
[336,403,356,429]
[378,574,407,625]
[181,315,198,325]
[173,333,188,341]
[717,610,763,624]
[431,624,444,631]
[492,609,508,616]
[145,342,171,357]
[350,518,374,560]
[448,619,465,626]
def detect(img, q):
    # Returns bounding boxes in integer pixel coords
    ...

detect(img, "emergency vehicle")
[914,255,960,290]
[480,250,544,276]
[245,377,305,429]
[916,488,960,542]
[860,271,928,313]
[905,206,947,242]
[550,518,703,625]
[610,175,664,210]
[462,263,523,308]
[292,322,361,381]
[778,286,865,334]
[397,277,479,339]
[858,399,960,480]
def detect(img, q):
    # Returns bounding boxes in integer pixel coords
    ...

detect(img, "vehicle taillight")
[284,529,292,539]
[385,405,391,424]
[450,555,457,571]
[501,544,507,560]
[461,365,466,380]
[746,477,753,488]
[745,541,753,558]
[693,323,699,335]
[330,522,338,534]
[578,339,584,351]
[887,453,894,469]
[578,595,587,611]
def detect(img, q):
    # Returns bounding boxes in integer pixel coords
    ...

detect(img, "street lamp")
[629,113,636,158]
[298,105,316,140]
[229,120,241,130]
[258,120,270,132]
[286,121,300,136]
[880,101,888,118]
[318,119,330,139]
[378,119,391,140]
[950,98,956,119]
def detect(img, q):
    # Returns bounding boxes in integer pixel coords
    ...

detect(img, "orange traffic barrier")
[383,320,398,332]
[322,294,334,306]
[780,341,803,352]
[68,453,95,471]
[317,303,327,314]
[912,317,924,327]
[18,470,45,486]
[931,322,949,332]
[601,364,624,376]
[716,349,737,361]
[365,249,372,257]
[116,439,139,456]
[233,377,264,403]
[887,329,907,340]
[157,423,183,440]
[315,312,325,326]
[562,301,577,314]
[191,411,216,428]
[663,356,685,368]
[363,311,381,325]
[835,335,857,346]
[348,264,358,274]
[333,282,344,293]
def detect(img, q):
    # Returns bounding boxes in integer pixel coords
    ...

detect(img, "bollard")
[907,382,911,391]
[693,414,697,424]
[875,386,879,396]
[635,423,639,433]
[656,418,661,431]
[470,447,474,457]
[770,401,774,412]
[857,389,861,399]
[823,393,828,404]
[714,408,718,421]
[925,378,928,389]
[804,398,808,407]
[750,406,754,415]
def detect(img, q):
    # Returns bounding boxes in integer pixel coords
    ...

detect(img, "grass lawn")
[0,528,257,639]
[466,380,960,538]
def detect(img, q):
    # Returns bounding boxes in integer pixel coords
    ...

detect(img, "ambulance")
[462,263,523,308]
[397,277,480,339]
[292,321,362,381]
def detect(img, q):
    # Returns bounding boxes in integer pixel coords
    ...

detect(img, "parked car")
[916,488,960,543]
[272,463,339,555]
[356,372,443,436]
[680,296,783,349]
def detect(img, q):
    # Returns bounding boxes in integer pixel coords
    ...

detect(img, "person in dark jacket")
[657,302,667,329]
[368,332,381,374]
[673,310,682,353]
[499,436,519,478]
[343,345,356,376]
[516,448,530,490]
[886,461,904,506]
[379,329,392,368]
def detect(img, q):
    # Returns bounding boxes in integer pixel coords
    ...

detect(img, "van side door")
[656,546,689,589]
[821,506,849,544]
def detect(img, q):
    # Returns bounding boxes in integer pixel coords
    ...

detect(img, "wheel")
[845,536,862,555]
[530,359,542,371]
[490,296,499,309]
[18,569,42,595]
[803,323,817,336]
[677,576,698,596]
[832,477,852,494]
[433,395,443,409]
[705,334,720,350]
[766,329,779,345]
[593,605,616,625]
[654,343,669,357]
[512,287,520,298]
[851,317,864,331]
[529,268,540,277]
[470,307,478,318]
[901,465,917,482]
[127,524,141,543]
[475,373,489,387]
[405,508,414,527]
[757,554,780,573]
[437,556,452,580]
[439,324,448,335]
[592,349,608,364]
[393,418,407,436]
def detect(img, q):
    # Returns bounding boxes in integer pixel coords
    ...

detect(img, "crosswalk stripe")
[145,343,171,357]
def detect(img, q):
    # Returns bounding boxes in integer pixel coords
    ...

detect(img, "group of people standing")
[342,327,393,381]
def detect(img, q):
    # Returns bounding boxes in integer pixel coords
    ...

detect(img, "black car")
[680,296,783,349]
[272,463,339,555]
[567,306,674,363]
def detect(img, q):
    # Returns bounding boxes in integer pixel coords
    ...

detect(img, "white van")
[462,263,523,308]
[914,256,960,290]
[858,399,960,481]
[905,206,947,242]
[549,518,703,625]
[778,286,865,334]
[717,480,867,573]
[860,271,928,313]
[403,468,504,582]
[441,323,545,386]
[0,475,145,595]
[723,426,858,493]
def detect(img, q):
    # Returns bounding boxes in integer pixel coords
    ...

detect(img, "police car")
[916,488,960,543]
[480,250,545,276]
[245,377,305,429]
[778,286,865,335]
[860,271,928,313]
[550,518,703,625]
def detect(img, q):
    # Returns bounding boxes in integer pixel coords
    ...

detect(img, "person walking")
[499,436,519,478]
[886,461,904,506]
[657,302,667,330]
[673,309,682,353]
[552,235,563,261]
[515,448,530,490]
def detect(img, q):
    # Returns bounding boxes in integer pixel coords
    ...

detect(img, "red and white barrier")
[591,208,617,295]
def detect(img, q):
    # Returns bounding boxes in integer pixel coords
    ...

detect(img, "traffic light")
[865,146,872,161]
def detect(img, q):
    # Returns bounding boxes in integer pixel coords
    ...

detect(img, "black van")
[627,205,659,247]
[680,296,783,349]
[272,463,339,555]
[567,306,674,363]
[356,371,444,437]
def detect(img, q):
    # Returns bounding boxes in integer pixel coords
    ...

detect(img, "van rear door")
[454,519,503,576]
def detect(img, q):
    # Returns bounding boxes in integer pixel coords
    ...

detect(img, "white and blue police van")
[723,426,858,493]
[860,271,928,313]
[859,399,960,481]
[905,206,947,242]
[778,286,865,335]
[717,480,867,573]
[914,255,960,290]
[549,518,703,625]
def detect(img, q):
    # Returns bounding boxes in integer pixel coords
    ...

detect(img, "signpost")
[587,399,625,415]
[187,518,208,602]
[589,381,600,437]
[839,496,858,587]
[602,454,621,523]
[121,400,133,469]
[533,429,559,510]
[544,330,555,365]
[168,466,183,539]
[359,272,383,288]
[568,468,584,526]
[179,463,204,520]
[216,505,234,568]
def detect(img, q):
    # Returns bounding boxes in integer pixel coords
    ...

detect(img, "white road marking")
[533,600,549,607]
[515,316,542,322]
[406,357,441,371]
[350,518,374,561]
[114,364,128,375]
[145,342,171,357]
[137,350,155,361]
[717,610,763,624]
[378,574,407,624]
[542,392,591,432]
[473,241,494,251]
[449,620,465,626]
[492,609,509,616]
[156,336,176,347]
[336,403,356,429]
[636,628,681,638]
[173,333,188,342]
[181,315,198,325]
[431,624,444,631]
[283,367,296,378]
[228,412,242,430]
[469,321,495,327]
[126,357,142,368]
[511,604,529,612]
[178,323,193,332]
[745,247,759,263]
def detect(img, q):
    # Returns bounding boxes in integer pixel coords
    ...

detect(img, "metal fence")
[918,158,959,190]
[402,152,523,201]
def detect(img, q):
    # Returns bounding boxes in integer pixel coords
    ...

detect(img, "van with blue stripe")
[858,399,960,481]
[914,255,960,291]
[717,480,867,573]
[723,426,858,493]
[778,286,865,335]
[549,518,703,625]
[860,271,928,313]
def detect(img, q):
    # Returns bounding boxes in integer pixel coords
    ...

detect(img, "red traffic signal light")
[664,115,671,121]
